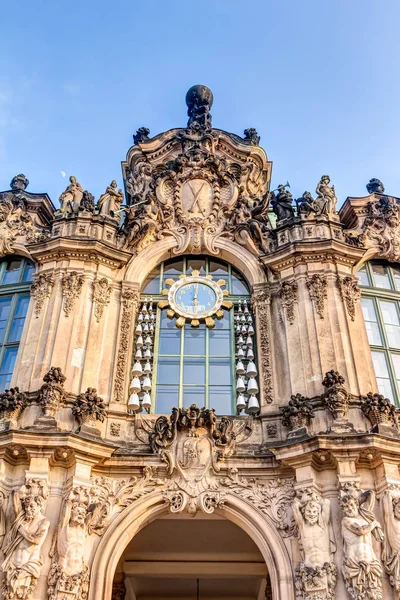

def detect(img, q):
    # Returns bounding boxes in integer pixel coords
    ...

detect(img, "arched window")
[0,257,34,391]
[131,256,253,415]
[359,260,400,402]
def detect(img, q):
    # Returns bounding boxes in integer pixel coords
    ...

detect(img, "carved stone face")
[393,501,400,520]
[304,500,320,525]
[23,497,41,520]
[70,502,87,526]
[342,497,358,517]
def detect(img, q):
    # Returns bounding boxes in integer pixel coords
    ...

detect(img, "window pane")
[371,263,392,289]
[160,310,177,329]
[155,385,179,413]
[184,327,206,355]
[209,386,233,414]
[0,347,18,391]
[186,258,206,275]
[371,351,394,399]
[0,298,12,344]
[162,260,183,283]
[157,357,180,384]
[2,259,22,285]
[159,329,181,355]
[392,265,400,292]
[380,301,400,348]
[209,358,232,386]
[358,266,370,286]
[22,262,35,282]
[183,358,205,384]
[214,312,231,330]
[182,386,205,407]
[142,267,161,294]
[231,275,249,295]
[361,298,382,345]
[209,329,231,356]
[209,260,228,276]
[391,353,400,381]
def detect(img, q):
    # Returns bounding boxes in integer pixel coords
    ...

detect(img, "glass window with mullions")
[0,257,34,391]
[359,261,400,403]
[138,257,250,414]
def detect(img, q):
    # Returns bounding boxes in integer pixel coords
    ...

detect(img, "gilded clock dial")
[174,281,217,317]
[158,270,233,328]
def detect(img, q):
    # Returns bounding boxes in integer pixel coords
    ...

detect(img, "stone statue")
[341,489,384,600]
[243,128,260,145]
[123,197,163,249]
[133,127,150,145]
[47,487,91,600]
[229,190,272,253]
[185,84,213,130]
[367,178,385,195]
[1,480,50,600]
[270,185,294,221]
[58,176,84,214]
[297,191,327,217]
[10,174,29,191]
[293,489,336,600]
[316,175,337,214]
[97,180,123,218]
[80,190,95,213]
[382,489,400,596]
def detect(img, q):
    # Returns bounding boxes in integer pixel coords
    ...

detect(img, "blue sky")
[1,0,399,208]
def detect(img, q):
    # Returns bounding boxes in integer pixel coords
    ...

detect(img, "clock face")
[169,276,223,320]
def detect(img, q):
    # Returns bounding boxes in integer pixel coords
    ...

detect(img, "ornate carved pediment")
[121,86,272,256]
[0,174,54,257]
[340,182,400,261]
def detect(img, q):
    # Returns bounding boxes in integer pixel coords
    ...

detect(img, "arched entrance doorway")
[112,512,270,599]
[88,492,295,600]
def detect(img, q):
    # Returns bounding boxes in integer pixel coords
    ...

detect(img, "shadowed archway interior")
[113,512,270,600]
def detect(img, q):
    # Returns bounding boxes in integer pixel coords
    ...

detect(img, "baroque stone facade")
[0,85,399,600]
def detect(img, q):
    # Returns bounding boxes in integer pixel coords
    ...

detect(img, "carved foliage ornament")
[281,393,314,435]
[361,392,399,430]
[38,367,67,419]
[92,278,112,323]
[114,289,140,402]
[337,276,361,321]
[30,273,54,317]
[61,272,84,317]
[278,280,298,324]
[251,287,273,403]
[0,387,26,428]
[306,274,328,319]
[220,468,296,537]
[72,387,107,428]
